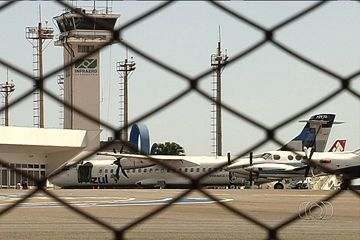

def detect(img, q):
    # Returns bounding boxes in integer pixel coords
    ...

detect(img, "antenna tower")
[0,69,15,126]
[25,5,54,128]
[116,53,136,142]
[210,27,228,156]
[57,74,65,128]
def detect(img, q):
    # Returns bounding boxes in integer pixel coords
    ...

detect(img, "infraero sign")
[74,58,98,74]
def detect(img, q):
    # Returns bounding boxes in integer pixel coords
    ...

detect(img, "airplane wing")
[97,152,200,169]
[244,163,302,172]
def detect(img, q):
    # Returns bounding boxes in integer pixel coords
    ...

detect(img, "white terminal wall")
[0,126,89,174]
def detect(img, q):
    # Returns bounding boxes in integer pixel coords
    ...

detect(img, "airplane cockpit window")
[273,155,281,160]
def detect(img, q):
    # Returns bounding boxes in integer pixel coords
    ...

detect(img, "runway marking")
[0,196,233,209]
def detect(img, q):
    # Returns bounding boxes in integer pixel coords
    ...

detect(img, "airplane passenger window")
[185,168,188,172]
[302,156,307,160]
[110,169,114,173]
[149,169,153,173]
[208,168,212,172]
[288,155,294,160]
[161,169,165,173]
[261,153,272,160]
[105,169,108,173]
[155,169,159,173]
[138,169,141,173]
[190,168,194,172]
[144,169,147,173]
[99,169,102,173]
[132,169,135,173]
[202,168,206,172]
[196,168,200,172]
[273,155,281,160]
[295,155,302,160]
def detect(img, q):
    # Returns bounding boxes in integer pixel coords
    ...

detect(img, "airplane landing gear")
[274,182,284,189]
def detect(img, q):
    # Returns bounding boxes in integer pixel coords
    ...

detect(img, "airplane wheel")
[274,182,284,189]
[340,181,349,190]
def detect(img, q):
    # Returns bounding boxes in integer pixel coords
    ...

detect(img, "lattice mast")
[116,53,136,142]
[0,69,15,126]
[25,5,54,128]
[57,74,65,128]
[211,27,228,156]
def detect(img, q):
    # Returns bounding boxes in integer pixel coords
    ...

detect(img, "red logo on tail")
[328,140,346,152]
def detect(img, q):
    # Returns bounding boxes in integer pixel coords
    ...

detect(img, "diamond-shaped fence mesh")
[0,1,358,240]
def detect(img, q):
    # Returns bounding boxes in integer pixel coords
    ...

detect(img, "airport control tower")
[54,8,119,150]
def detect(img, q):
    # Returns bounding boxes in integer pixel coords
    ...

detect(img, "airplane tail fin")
[280,114,336,152]
[328,139,346,152]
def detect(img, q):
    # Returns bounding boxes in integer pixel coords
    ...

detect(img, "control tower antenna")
[116,50,136,142]
[0,68,15,126]
[210,26,228,157]
[25,4,54,128]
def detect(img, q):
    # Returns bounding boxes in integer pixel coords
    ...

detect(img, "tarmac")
[0,189,359,240]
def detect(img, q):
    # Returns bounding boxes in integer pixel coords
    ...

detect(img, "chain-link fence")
[0,1,359,240]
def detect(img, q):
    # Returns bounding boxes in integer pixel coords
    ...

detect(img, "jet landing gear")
[274,182,284,189]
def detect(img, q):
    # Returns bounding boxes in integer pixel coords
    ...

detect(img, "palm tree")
[151,142,185,155]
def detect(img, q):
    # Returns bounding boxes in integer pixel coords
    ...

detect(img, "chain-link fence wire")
[0,1,358,239]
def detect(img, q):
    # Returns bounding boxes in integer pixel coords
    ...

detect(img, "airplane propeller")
[249,152,253,187]
[113,146,129,179]
[227,152,234,188]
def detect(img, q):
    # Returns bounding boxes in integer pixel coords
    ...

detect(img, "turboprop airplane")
[50,114,338,188]
[226,140,360,189]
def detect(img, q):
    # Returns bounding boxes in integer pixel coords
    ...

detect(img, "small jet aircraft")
[50,114,340,189]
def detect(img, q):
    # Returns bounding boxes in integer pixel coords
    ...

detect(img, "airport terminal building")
[0,126,90,188]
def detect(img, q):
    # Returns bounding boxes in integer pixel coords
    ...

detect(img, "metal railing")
[0,1,358,240]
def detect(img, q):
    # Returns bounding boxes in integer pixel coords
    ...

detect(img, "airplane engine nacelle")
[136,179,166,188]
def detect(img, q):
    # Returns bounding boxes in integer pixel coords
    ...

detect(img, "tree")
[151,142,185,156]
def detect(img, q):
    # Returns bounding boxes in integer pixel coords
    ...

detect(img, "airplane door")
[78,162,93,183]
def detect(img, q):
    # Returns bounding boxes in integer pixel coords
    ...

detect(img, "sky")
[0,1,359,155]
